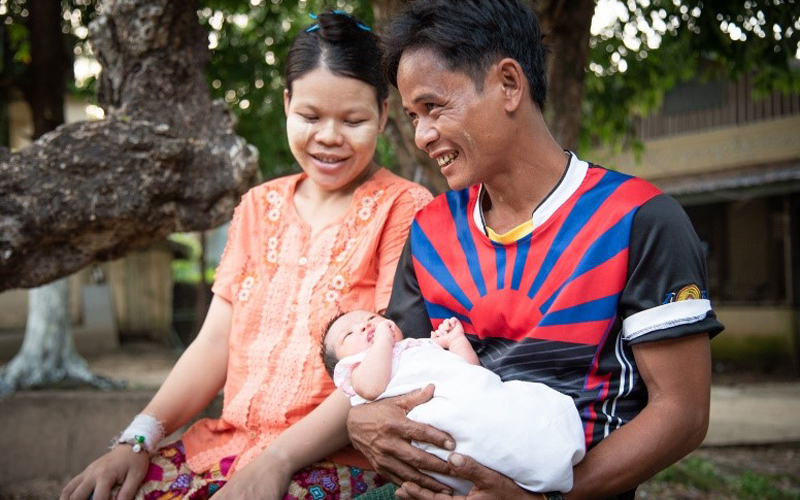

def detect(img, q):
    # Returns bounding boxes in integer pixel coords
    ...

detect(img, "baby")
[322,310,586,495]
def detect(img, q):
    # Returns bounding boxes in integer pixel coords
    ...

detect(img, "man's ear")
[283,88,291,115]
[495,58,525,113]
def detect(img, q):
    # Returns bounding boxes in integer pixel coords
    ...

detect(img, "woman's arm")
[60,295,233,500]
[141,295,232,435]
[213,389,353,499]
[351,321,399,401]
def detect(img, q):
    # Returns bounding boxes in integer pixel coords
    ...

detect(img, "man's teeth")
[437,153,458,168]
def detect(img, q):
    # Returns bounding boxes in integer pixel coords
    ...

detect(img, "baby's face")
[327,310,401,359]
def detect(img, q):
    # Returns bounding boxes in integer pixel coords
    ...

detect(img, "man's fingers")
[446,453,500,489]
[396,384,435,411]
[375,453,451,493]
[391,441,451,476]
[398,481,465,500]
[388,416,454,454]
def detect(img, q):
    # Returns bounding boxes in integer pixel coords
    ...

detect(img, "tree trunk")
[370,0,596,192]
[27,0,70,139]
[0,0,259,292]
[537,0,596,151]
[0,279,119,395]
[371,0,448,195]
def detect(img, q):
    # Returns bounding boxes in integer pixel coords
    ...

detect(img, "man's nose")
[414,116,439,152]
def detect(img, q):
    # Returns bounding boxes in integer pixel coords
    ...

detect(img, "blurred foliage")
[0,0,96,94]
[1,0,798,173]
[581,0,800,155]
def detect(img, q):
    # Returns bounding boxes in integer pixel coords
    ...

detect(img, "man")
[348,1,724,499]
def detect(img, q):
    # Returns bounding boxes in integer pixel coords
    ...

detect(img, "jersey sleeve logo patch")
[664,284,706,303]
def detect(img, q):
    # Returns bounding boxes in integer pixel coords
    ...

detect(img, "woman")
[61,11,431,500]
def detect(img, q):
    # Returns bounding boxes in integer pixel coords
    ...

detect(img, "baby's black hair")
[286,11,388,107]
[320,311,348,378]
[382,0,549,110]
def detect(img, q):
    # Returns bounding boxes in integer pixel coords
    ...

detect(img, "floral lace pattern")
[182,169,432,475]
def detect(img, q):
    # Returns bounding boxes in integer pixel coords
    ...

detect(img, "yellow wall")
[712,305,797,369]
[593,115,800,181]
[715,306,795,339]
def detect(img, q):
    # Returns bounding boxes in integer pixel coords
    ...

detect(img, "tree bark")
[27,0,70,139]
[371,0,448,195]
[537,0,596,151]
[0,0,259,292]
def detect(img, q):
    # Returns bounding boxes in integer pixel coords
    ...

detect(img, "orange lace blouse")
[182,168,432,475]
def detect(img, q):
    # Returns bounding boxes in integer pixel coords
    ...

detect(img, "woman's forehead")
[290,68,379,112]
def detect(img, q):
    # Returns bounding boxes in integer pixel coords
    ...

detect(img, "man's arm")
[395,331,712,500]
[566,332,711,499]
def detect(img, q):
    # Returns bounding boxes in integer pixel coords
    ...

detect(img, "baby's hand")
[374,319,399,344]
[431,317,465,348]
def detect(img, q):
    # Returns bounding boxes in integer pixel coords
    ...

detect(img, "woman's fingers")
[90,477,114,500]
[116,470,145,500]
[65,479,95,500]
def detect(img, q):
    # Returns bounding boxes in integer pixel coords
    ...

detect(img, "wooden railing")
[637,73,800,141]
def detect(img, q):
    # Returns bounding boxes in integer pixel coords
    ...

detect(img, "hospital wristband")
[114,414,165,454]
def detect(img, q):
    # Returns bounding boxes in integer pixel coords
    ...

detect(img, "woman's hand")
[396,453,541,500]
[346,384,454,493]
[212,449,294,500]
[60,445,150,500]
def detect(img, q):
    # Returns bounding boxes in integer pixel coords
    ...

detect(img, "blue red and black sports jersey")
[386,155,724,449]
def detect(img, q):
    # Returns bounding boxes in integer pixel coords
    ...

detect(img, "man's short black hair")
[382,0,549,110]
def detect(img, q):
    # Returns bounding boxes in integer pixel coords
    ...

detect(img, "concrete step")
[0,390,222,485]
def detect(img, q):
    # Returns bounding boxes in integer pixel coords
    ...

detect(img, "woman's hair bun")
[315,11,365,42]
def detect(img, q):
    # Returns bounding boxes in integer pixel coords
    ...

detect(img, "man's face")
[397,48,506,191]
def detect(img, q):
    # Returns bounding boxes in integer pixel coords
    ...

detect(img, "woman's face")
[284,66,388,193]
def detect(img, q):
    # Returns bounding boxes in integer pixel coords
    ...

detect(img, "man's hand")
[346,384,455,492]
[396,453,540,500]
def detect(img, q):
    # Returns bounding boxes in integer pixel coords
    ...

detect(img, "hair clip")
[304,11,372,33]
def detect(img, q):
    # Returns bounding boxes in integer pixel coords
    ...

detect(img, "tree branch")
[0,0,259,291]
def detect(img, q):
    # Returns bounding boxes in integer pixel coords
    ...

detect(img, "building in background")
[597,73,800,371]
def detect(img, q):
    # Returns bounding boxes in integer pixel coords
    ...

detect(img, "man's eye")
[300,114,318,122]
[425,103,439,111]
[345,119,367,126]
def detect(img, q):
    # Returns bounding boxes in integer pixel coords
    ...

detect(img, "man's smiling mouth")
[436,152,458,168]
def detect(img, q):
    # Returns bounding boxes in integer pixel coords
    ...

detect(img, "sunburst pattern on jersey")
[409,167,661,448]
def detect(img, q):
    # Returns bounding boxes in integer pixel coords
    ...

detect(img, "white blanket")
[340,339,585,495]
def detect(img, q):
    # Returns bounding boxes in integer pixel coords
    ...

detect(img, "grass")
[640,455,800,500]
